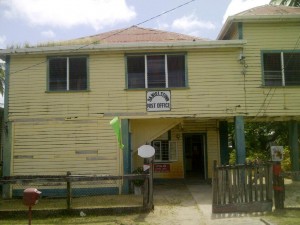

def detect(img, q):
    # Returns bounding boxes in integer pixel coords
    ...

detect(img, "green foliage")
[0,66,4,96]
[281,147,292,171]
[132,167,144,186]
[229,149,236,165]
[270,0,300,6]
[228,121,292,167]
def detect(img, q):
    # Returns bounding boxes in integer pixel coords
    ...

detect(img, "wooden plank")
[212,201,273,213]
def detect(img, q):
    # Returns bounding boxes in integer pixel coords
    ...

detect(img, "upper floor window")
[262,52,300,86]
[48,56,88,91]
[126,54,186,89]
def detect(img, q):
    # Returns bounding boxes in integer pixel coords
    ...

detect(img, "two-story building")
[1,5,299,196]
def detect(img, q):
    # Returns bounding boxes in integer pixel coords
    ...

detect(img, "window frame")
[47,55,89,92]
[125,53,188,90]
[153,140,178,162]
[262,50,300,87]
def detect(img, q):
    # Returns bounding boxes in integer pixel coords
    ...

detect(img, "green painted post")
[235,116,246,164]
[121,119,130,193]
[238,22,243,40]
[2,56,12,198]
[289,120,299,179]
[219,121,229,165]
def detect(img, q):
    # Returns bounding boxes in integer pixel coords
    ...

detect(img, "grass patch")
[0,214,151,225]
[262,209,300,225]
[0,195,143,211]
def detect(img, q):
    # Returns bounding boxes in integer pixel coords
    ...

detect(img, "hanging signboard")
[146,90,171,112]
[154,164,170,173]
[271,146,283,161]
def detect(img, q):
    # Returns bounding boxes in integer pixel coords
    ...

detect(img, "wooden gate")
[212,160,273,213]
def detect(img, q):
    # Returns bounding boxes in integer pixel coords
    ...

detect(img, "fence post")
[212,160,218,212]
[143,176,149,209]
[66,171,72,210]
[273,162,284,209]
[148,157,154,210]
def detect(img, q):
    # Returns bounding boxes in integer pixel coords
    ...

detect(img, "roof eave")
[0,40,246,56]
[218,14,300,40]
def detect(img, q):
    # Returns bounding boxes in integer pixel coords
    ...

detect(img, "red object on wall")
[154,164,170,173]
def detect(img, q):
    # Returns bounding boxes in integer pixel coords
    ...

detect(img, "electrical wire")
[253,31,300,119]
[6,0,196,76]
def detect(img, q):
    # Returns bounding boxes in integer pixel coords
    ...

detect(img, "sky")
[0,0,271,106]
[0,0,271,49]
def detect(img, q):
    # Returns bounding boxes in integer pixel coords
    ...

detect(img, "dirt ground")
[1,179,300,224]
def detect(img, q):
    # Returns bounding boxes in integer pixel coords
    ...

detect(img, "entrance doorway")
[184,134,206,179]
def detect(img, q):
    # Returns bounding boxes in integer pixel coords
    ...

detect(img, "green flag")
[110,117,124,150]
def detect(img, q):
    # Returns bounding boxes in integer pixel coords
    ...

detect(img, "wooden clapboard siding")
[9,48,244,120]
[12,118,120,175]
[241,22,300,118]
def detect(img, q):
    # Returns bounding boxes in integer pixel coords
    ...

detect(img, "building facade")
[1,5,300,196]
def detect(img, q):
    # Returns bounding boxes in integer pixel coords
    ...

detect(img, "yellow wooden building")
[1,5,300,196]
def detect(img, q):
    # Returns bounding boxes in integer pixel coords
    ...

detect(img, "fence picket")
[212,161,273,213]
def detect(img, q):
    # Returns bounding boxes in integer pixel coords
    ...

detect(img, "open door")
[184,134,206,179]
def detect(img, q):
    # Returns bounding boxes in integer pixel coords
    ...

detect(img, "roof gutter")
[0,40,246,56]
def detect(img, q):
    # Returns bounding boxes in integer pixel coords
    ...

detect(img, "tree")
[270,0,300,6]
[0,65,4,96]
[228,121,289,162]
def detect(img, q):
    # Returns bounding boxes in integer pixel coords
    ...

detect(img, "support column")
[121,119,130,193]
[2,56,12,198]
[219,121,229,165]
[288,120,299,176]
[235,116,246,164]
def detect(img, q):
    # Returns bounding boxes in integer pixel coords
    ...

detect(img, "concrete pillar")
[219,121,229,165]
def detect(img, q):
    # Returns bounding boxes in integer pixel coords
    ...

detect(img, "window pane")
[69,57,87,90]
[168,55,185,87]
[127,56,145,89]
[263,53,282,86]
[161,140,169,161]
[284,53,300,86]
[153,141,161,160]
[147,55,165,88]
[49,58,67,91]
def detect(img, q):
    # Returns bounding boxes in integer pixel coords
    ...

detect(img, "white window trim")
[153,140,178,162]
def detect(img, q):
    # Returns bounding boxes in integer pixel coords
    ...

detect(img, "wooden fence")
[0,173,153,215]
[212,160,273,213]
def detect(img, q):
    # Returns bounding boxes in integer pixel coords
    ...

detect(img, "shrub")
[132,167,144,186]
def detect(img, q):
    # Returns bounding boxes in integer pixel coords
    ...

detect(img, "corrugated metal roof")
[235,4,300,16]
[218,4,300,40]
[61,25,207,44]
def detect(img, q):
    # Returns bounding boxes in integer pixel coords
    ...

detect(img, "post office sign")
[146,90,171,112]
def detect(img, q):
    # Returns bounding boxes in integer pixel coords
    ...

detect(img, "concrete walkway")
[147,180,267,225]
[187,183,266,225]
